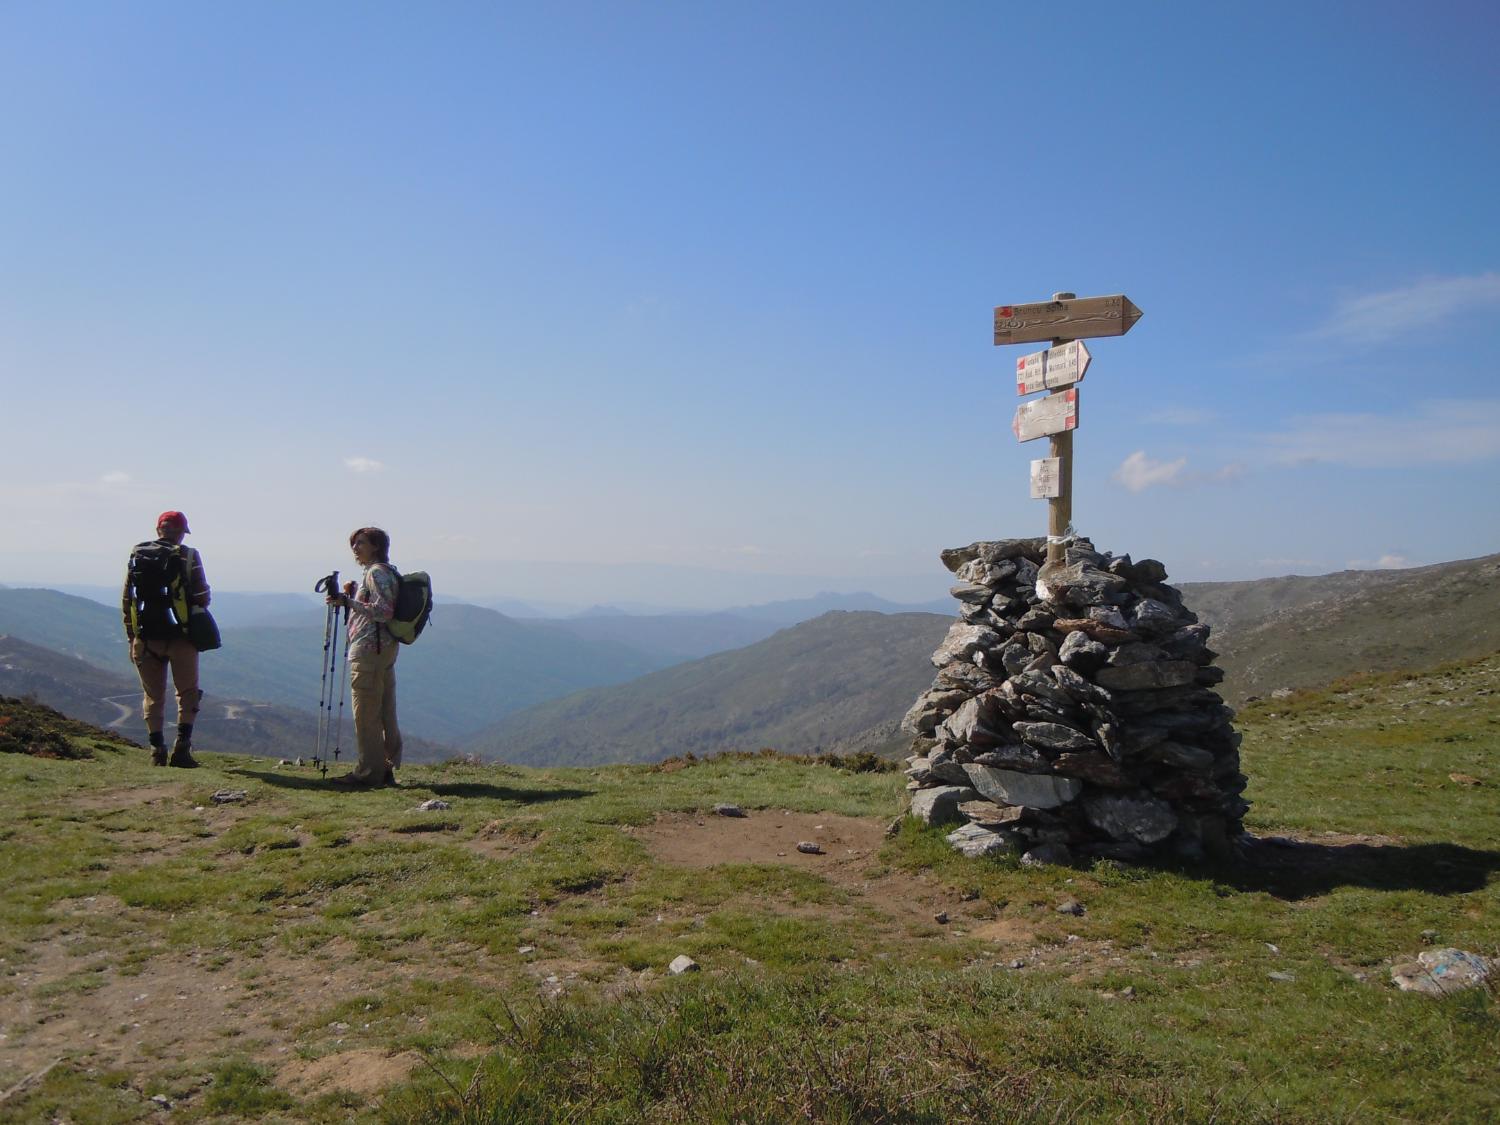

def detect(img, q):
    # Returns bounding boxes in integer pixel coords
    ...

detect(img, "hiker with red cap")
[121,511,213,767]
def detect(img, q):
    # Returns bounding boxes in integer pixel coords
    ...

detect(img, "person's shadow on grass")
[230,768,592,804]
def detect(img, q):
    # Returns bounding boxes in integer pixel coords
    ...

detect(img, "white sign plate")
[1016,340,1091,396]
[1030,457,1061,498]
[1012,389,1078,443]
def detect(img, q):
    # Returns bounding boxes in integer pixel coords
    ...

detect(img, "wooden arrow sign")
[1016,339,1091,396]
[994,294,1142,346]
[1013,389,1078,443]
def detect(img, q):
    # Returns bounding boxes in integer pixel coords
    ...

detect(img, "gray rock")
[1020,844,1073,868]
[950,582,995,605]
[944,822,1014,858]
[668,955,700,975]
[1095,661,1199,691]
[1054,617,1138,645]
[931,623,1004,668]
[1391,949,1493,995]
[958,800,1057,830]
[900,687,969,735]
[1012,721,1096,752]
[1058,630,1109,672]
[211,789,249,804]
[1086,605,1129,629]
[970,744,1050,773]
[1010,669,1075,707]
[1083,791,1178,844]
[940,538,1044,575]
[1016,607,1056,632]
[713,803,747,818]
[1130,598,1185,634]
[1143,741,1216,772]
[936,696,1008,748]
[963,764,1082,809]
[909,785,979,825]
[1051,664,1112,705]
[1056,898,1086,916]
[999,640,1035,677]
[1052,751,1132,788]
[416,798,452,811]
[1107,642,1170,667]
[1129,558,1168,584]
[796,841,823,855]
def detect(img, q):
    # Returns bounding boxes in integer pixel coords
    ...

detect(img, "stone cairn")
[901,536,1248,865]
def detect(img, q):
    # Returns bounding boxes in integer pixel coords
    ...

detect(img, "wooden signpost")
[994,293,1142,346]
[995,291,1142,576]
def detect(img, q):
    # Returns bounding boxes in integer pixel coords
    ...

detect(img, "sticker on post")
[1030,457,1061,499]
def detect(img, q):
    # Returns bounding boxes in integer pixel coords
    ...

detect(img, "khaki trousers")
[130,636,202,733]
[349,641,401,784]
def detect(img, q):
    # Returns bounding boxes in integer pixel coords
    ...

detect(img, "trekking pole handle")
[315,570,340,597]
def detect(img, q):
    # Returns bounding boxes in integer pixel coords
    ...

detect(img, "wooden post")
[1044,293,1076,575]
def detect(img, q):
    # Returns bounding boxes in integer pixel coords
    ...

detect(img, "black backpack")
[126,541,192,640]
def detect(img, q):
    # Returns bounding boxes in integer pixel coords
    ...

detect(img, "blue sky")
[2,1,1497,609]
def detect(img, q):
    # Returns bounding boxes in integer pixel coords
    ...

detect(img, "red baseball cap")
[157,510,191,532]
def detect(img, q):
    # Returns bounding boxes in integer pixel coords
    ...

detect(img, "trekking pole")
[312,572,339,777]
[332,601,350,765]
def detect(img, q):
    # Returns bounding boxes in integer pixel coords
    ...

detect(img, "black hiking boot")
[382,766,397,788]
[169,739,199,769]
[149,732,168,767]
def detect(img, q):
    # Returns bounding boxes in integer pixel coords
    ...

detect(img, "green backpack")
[388,568,433,645]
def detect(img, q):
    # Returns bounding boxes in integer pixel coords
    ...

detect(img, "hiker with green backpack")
[324,526,430,788]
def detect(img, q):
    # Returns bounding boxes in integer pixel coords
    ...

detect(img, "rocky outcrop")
[902,537,1247,863]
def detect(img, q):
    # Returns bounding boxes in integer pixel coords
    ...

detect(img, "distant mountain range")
[0,634,445,762]
[7,552,1498,768]
[461,611,952,766]
[460,551,1500,768]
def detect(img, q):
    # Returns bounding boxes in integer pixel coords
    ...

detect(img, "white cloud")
[1113,451,1187,492]
[1264,399,1500,467]
[1346,554,1414,570]
[1314,273,1500,346]
[344,456,384,473]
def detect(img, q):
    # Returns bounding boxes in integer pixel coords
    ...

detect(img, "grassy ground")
[1,656,1498,1122]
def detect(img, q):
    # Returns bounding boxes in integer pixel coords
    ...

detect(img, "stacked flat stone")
[901,536,1247,864]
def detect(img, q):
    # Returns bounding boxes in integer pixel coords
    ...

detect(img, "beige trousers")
[349,641,401,784]
[130,636,202,733]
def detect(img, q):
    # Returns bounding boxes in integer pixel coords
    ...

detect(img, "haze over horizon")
[4,2,1497,608]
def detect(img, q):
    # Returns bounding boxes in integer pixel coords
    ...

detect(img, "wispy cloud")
[1113,452,1244,493]
[1313,273,1500,346]
[100,470,131,486]
[1263,399,1500,467]
[1346,553,1413,570]
[344,456,384,473]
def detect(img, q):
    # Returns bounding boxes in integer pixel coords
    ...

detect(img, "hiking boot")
[382,767,397,788]
[151,747,168,767]
[329,773,373,789]
[168,740,199,769]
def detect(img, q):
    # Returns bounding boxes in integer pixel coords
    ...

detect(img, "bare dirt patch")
[631,810,1029,944]
[278,1047,426,1097]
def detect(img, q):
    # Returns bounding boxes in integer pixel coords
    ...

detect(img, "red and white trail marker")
[1012,389,1078,443]
[1016,339,1091,396]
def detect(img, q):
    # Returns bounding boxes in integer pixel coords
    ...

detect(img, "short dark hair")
[350,527,390,563]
